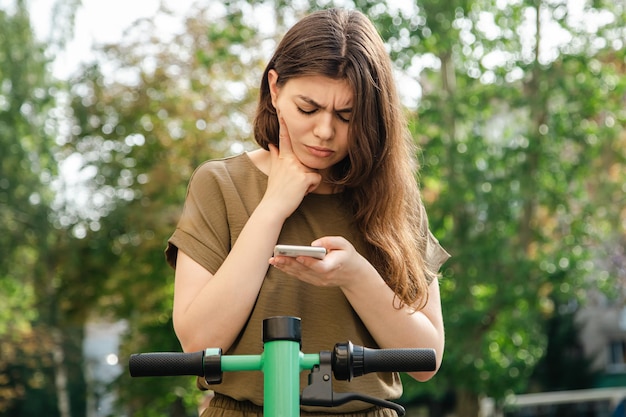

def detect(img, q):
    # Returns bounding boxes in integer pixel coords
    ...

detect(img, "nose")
[313,112,334,141]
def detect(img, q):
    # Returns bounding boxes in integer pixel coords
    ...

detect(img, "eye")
[337,112,351,123]
[297,107,317,115]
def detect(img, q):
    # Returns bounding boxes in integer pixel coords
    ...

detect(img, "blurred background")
[0,0,625,416]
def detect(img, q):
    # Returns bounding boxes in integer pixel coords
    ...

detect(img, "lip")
[305,145,334,158]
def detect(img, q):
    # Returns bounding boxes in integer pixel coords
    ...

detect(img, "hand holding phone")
[273,245,326,260]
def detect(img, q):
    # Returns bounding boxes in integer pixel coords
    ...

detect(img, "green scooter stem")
[262,316,303,417]
[263,338,300,416]
[219,349,320,417]
[263,316,302,417]
[213,316,320,417]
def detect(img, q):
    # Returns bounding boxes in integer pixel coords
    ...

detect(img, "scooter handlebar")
[332,341,436,381]
[129,350,205,377]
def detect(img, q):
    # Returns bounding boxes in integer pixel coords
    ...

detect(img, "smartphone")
[273,245,326,259]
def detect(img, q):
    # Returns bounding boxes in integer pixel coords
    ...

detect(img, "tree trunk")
[454,389,480,417]
[52,328,72,417]
[171,396,188,417]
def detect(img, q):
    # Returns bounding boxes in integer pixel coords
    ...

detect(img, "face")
[268,70,352,174]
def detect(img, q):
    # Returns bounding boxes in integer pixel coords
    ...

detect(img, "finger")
[306,181,321,195]
[311,236,347,251]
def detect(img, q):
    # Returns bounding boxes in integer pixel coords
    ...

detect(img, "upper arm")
[172,250,213,329]
[423,278,444,330]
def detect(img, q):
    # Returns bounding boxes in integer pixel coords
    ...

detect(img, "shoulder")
[193,153,249,176]
[189,153,263,186]
[185,153,267,210]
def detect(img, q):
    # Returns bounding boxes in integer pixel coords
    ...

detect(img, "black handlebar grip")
[332,341,436,380]
[361,346,436,374]
[129,350,205,377]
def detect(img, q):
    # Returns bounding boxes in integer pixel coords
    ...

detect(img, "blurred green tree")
[0,1,85,416]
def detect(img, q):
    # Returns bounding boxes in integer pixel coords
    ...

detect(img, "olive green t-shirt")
[165,153,449,413]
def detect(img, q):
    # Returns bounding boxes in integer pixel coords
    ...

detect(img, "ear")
[268,69,279,108]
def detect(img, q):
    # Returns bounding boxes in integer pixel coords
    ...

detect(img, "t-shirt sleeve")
[426,229,450,274]
[421,203,450,279]
[165,161,231,274]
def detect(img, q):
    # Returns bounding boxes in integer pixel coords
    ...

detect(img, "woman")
[166,8,449,417]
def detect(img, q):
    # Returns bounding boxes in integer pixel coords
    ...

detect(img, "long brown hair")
[253,8,438,310]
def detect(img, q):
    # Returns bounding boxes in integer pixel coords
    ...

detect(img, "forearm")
[173,202,285,352]
[340,263,444,381]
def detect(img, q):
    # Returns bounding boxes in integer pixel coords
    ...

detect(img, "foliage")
[0,1,94,416]
[0,2,59,414]
[530,305,600,391]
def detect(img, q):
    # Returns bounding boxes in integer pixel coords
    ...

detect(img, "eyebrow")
[297,95,352,113]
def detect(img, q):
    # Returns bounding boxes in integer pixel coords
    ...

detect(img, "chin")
[294,154,328,171]
[303,160,333,172]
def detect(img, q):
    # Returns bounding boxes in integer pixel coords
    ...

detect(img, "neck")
[311,180,343,195]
